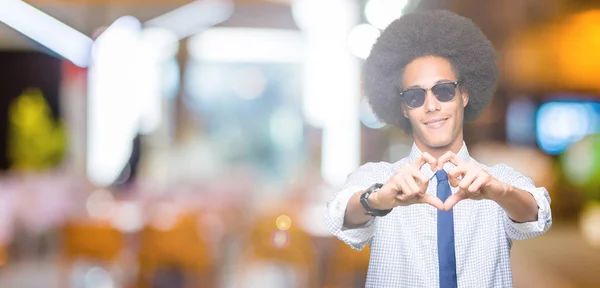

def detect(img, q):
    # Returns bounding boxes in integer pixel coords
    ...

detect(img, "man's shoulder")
[355,157,408,174]
[356,161,394,171]
[354,158,407,175]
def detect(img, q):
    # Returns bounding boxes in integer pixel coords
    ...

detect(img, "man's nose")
[424,90,440,112]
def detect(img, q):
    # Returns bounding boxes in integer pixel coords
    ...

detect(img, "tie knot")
[435,170,448,182]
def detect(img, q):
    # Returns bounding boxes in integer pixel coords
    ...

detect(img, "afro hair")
[363,10,498,133]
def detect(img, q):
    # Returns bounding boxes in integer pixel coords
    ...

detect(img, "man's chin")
[423,138,452,149]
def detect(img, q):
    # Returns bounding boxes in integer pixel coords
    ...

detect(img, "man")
[324,10,552,288]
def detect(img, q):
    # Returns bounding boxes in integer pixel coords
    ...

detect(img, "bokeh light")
[364,0,409,30]
[562,133,600,200]
[536,101,600,155]
[84,266,114,288]
[360,98,386,129]
[110,201,143,233]
[276,214,292,231]
[86,189,116,220]
[348,24,381,59]
[149,202,180,231]
[270,230,290,249]
[580,202,600,248]
[231,67,267,100]
[506,98,537,145]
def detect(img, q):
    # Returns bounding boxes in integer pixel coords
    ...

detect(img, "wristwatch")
[360,183,393,217]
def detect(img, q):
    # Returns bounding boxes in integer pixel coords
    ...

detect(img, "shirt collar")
[406,142,471,180]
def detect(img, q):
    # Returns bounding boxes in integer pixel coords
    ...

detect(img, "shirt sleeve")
[324,162,388,251]
[495,164,553,241]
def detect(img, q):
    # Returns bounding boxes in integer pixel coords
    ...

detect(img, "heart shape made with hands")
[414,151,500,211]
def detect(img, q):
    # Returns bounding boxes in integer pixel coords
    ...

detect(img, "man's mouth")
[423,118,448,128]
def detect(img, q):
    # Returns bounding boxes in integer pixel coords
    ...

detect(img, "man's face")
[400,56,468,150]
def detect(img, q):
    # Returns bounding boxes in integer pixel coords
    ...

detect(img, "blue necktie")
[436,170,457,288]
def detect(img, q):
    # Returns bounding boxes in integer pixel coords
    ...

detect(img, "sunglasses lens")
[432,83,456,102]
[403,89,425,108]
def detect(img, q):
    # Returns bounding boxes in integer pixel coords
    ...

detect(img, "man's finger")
[412,170,429,184]
[419,193,444,210]
[443,190,466,211]
[437,151,465,170]
[396,179,413,201]
[458,170,477,191]
[409,169,430,196]
[405,175,421,193]
[412,152,437,170]
[468,175,487,193]
[447,166,467,179]
[447,166,467,187]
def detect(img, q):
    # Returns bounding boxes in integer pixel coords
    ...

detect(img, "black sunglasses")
[398,81,460,109]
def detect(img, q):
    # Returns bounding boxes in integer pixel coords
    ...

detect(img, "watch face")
[360,191,371,208]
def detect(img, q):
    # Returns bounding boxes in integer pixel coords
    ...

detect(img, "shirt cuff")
[505,186,552,234]
[325,185,377,251]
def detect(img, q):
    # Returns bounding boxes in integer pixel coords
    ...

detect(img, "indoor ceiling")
[3,0,599,93]
[1,0,576,50]
[0,0,296,49]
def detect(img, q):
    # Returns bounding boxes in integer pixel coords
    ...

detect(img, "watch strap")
[360,183,392,217]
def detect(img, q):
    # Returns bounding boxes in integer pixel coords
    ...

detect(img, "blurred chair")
[59,220,125,287]
[237,210,318,288]
[136,213,214,288]
[323,239,370,288]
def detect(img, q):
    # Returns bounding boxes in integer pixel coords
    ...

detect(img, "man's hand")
[371,152,444,211]
[437,151,507,211]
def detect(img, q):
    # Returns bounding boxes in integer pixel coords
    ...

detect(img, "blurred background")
[0,0,599,287]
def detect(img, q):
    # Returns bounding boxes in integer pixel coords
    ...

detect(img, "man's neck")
[414,138,464,159]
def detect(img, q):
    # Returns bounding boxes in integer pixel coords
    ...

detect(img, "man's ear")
[461,92,469,108]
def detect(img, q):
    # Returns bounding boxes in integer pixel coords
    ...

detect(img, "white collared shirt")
[324,142,552,288]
